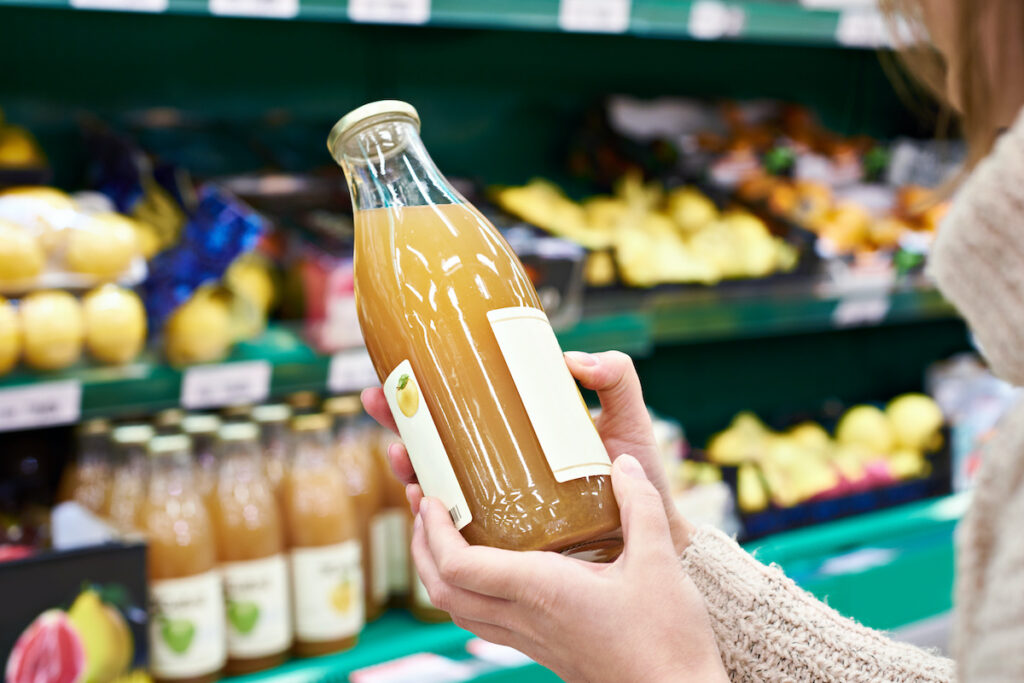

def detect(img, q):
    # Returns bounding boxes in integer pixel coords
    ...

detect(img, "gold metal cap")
[153,408,185,432]
[149,434,191,457]
[219,422,259,442]
[252,403,291,424]
[287,391,320,413]
[327,100,420,157]
[112,424,155,446]
[78,418,111,437]
[290,413,331,433]
[323,395,362,417]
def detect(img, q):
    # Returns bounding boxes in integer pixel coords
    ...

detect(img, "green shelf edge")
[0,0,863,48]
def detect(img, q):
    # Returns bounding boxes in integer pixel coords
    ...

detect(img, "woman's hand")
[411,455,727,682]
[361,350,694,554]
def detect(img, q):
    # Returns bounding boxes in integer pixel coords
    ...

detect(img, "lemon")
[0,188,77,253]
[65,212,138,279]
[836,405,894,454]
[667,187,718,233]
[0,218,45,283]
[886,393,944,451]
[164,291,232,365]
[787,421,831,452]
[0,297,20,375]
[82,285,147,365]
[20,290,84,370]
[225,254,276,314]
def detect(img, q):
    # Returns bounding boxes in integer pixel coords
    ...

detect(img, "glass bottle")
[371,427,410,606]
[105,423,154,534]
[327,100,622,560]
[324,395,385,621]
[183,414,221,507]
[57,418,112,514]
[281,413,363,656]
[142,435,226,683]
[251,403,292,504]
[207,422,291,675]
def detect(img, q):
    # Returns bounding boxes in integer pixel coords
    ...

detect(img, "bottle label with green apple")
[221,554,292,657]
[290,540,364,641]
[149,570,227,678]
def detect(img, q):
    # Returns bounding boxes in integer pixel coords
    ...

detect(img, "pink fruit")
[5,610,85,683]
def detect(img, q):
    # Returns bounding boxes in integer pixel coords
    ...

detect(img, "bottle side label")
[369,513,390,603]
[384,362,473,530]
[149,570,227,679]
[221,554,292,657]
[488,307,613,482]
[289,541,364,642]
[381,509,410,595]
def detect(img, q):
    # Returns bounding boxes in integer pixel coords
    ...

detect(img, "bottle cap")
[291,413,331,433]
[252,403,292,424]
[77,418,111,437]
[149,434,191,457]
[220,404,253,421]
[323,395,362,417]
[183,414,222,436]
[219,422,259,442]
[287,391,320,413]
[153,408,185,432]
[327,100,420,157]
[112,424,155,446]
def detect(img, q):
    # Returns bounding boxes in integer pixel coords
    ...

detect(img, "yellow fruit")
[396,373,420,417]
[0,219,45,282]
[0,188,76,253]
[131,220,162,260]
[0,297,20,375]
[836,405,894,454]
[886,393,944,451]
[667,187,718,233]
[82,285,147,364]
[68,589,133,683]
[707,412,768,465]
[65,213,138,279]
[225,254,276,314]
[737,463,769,513]
[20,290,83,370]
[331,581,354,613]
[887,448,929,480]
[0,130,41,167]
[787,421,831,452]
[164,291,232,365]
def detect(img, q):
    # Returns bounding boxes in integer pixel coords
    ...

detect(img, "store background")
[0,0,1011,681]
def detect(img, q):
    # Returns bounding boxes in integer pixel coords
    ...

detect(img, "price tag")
[328,349,379,394]
[688,0,746,40]
[558,0,631,33]
[832,295,890,327]
[180,361,271,409]
[0,381,81,433]
[835,9,891,47]
[348,0,430,24]
[70,0,167,10]
[210,0,297,17]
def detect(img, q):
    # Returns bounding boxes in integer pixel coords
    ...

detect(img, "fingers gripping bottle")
[327,101,623,560]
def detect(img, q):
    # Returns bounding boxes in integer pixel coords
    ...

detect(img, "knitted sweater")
[680,109,1024,682]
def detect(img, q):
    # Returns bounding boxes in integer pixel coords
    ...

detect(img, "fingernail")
[419,498,431,515]
[565,351,597,367]
[413,513,423,531]
[617,454,647,480]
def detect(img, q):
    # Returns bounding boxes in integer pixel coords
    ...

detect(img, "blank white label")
[328,348,379,393]
[835,9,891,47]
[488,307,612,483]
[70,0,167,11]
[0,380,81,433]
[558,0,631,33]
[210,0,298,17]
[181,361,271,409]
[348,0,429,24]
[688,0,746,40]
[832,296,890,327]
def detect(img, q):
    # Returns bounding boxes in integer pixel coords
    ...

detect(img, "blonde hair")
[881,0,1001,172]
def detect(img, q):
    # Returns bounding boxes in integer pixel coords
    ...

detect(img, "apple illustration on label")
[227,601,260,635]
[160,617,196,654]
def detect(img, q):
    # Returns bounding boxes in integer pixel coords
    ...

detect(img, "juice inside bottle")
[141,435,226,683]
[328,101,622,560]
[57,419,113,514]
[105,424,153,534]
[280,413,363,657]
[252,404,292,504]
[183,414,221,507]
[207,422,292,675]
[325,395,385,621]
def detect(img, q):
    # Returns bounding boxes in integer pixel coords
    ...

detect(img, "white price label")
[835,9,892,47]
[210,0,297,17]
[70,0,167,11]
[348,0,429,24]
[180,361,271,409]
[832,296,890,327]
[688,0,746,40]
[0,381,81,433]
[328,349,379,393]
[558,0,631,33]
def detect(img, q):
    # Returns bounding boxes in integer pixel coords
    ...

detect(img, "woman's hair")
[881,0,1000,171]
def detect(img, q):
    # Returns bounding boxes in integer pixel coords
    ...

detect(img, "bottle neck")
[336,118,460,211]
[148,452,195,499]
[218,440,264,482]
[78,434,110,469]
[291,429,333,469]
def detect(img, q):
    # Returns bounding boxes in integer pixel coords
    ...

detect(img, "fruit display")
[493,174,798,287]
[705,393,946,514]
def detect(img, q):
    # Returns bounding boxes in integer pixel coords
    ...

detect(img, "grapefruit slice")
[5,610,86,683]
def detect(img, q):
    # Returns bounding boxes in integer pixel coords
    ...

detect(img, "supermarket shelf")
[0,0,889,48]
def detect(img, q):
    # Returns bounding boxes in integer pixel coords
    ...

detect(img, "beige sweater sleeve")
[681,526,955,682]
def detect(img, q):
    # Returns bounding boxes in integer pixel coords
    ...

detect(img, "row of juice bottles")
[57,393,445,683]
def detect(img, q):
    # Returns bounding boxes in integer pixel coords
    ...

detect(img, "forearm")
[681,526,955,683]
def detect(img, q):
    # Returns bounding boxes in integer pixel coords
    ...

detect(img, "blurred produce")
[163,286,233,365]
[20,291,84,371]
[0,108,47,174]
[81,286,147,365]
[493,174,797,287]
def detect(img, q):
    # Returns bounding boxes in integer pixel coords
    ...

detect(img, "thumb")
[612,454,675,564]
